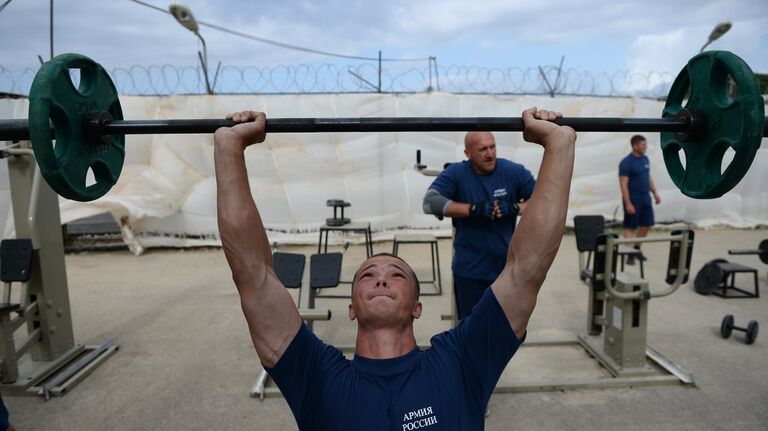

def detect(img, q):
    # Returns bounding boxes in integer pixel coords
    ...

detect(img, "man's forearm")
[215,141,272,286]
[444,201,472,218]
[505,132,574,286]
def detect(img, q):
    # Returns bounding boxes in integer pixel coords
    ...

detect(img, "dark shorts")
[453,274,494,320]
[623,198,654,229]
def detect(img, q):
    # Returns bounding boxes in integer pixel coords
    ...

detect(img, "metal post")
[552,55,565,95]
[49,0,54,60]
[603,276,649,373]
[6,143,74,361]
[196,33,212,95]
[378,50,382,93]
[427,57,433,92]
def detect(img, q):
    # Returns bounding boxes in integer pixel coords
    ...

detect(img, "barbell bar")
[0,115,719,140]
[0,51,765,202]
[728,239,768,265]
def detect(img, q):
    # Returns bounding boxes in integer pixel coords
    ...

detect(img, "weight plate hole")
[86,166,97,187]
[721,146,736,176]
[677,147,687,169]
[67,68,82,94]
[679,81,691,107]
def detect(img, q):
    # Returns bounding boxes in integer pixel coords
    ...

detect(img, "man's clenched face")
[349,255,422,330]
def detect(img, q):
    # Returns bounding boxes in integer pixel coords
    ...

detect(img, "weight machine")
[0,141,117,399]
[577,230,695,381]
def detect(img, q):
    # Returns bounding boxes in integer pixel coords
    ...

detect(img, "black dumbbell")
[720,314,759,345]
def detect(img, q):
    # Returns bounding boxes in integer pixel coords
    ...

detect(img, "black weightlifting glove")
[496,199,520,218]
[469,200,496,219]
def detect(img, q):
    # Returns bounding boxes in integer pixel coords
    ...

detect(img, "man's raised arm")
[491,107,576,339]
[214,111,301,368]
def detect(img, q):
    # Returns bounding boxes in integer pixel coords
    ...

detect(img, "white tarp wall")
[1,94,766,248]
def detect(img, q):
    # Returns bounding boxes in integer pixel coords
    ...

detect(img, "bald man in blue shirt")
[214,107,576,430]
[423,132,535,319]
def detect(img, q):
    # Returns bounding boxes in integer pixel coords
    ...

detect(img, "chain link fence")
[1,62,674,99]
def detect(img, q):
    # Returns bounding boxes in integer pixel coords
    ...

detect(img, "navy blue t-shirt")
[266,288,523,431]
[0,395,8,430]
[619,154,651,202]
[429,159,535,280]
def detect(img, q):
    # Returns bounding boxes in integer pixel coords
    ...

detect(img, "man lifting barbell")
[214,107,575,430]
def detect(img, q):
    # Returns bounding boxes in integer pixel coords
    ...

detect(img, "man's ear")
[412,301,423,319]
[349,303,357,321]
[464,147,470,158]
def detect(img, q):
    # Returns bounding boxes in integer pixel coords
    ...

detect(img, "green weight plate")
[759,239,768,265]
[661,51,764,199]
[29,53,124,201]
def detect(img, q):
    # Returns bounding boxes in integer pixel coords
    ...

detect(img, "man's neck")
[632,150,643,157]
[354,325,417,359]
[470,161,491,176]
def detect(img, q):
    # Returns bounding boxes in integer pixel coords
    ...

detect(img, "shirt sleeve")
[431,288,524,402]
[619,158,630,177]
[264,323,344,421]
[428,165,458,200]
[518,167,536,201]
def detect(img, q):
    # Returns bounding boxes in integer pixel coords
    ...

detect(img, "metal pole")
[49,0,54,60]
[378,50,382,93]
[4,115,768,140]
[428,57,433,92]
[1,115,757,140]
[195,32,212,95]
[107,117,695,134]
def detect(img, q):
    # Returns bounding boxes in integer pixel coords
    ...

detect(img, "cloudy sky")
[1,0,767,82]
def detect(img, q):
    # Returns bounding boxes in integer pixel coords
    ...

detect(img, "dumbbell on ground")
[720,314,759,345]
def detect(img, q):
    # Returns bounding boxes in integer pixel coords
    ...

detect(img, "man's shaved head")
[465,131,494,149]
[464,132,497,175]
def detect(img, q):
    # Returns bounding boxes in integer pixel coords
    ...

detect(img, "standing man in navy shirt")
[618,135,661,265]
[423,132,535,319]
[214,107,575,430]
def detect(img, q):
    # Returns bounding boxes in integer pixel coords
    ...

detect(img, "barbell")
[0,51,765,202]
[728,239,768,265]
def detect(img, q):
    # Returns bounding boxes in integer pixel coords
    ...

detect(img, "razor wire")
[0,63,675,99]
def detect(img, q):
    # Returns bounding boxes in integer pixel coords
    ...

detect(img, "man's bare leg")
[624,228,637,265]
[635,226,650,261]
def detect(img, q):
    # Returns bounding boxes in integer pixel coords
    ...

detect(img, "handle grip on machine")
[414,149,443,177]
[601,230,694,300]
